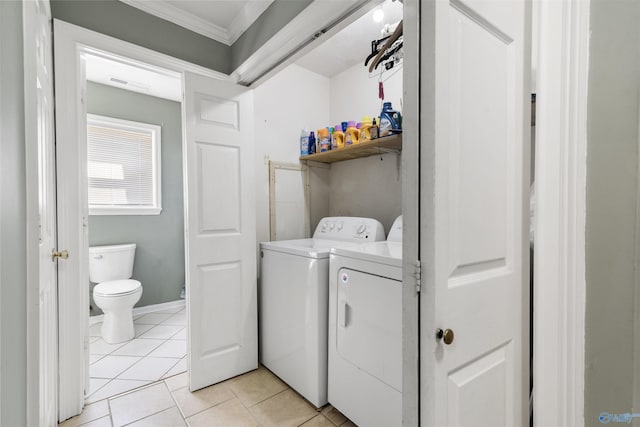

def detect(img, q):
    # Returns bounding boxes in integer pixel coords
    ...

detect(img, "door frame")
[401,1,420,426]
[53,20,228,421]
[533,0,589,425]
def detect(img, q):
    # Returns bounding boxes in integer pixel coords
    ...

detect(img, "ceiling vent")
[109,76,150,91]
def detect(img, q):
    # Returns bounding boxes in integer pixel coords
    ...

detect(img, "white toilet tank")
[89,243,136,283]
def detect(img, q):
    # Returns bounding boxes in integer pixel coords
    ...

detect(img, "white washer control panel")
[313,217,385,242]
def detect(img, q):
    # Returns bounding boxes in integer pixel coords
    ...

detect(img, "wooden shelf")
[300,133,402,164]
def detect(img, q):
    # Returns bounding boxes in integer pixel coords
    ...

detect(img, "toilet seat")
[94,279,141,297]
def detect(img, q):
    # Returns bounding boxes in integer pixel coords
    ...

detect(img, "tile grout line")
[113,356,178,383]
[156,357,183,381]
[89,355,145,384]
[86,380,154,405]
[243,386,290,410]
[166,378,193,422]
[119,382,179,427]
[88,314,186,402]
[230,384,265,427]
[85,378,113,401]
[107,398,115,427]
[178,389,237,422]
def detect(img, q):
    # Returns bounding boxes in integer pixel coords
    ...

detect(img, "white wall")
[328,152,402,232]
[328,63,404,233]
[254,61,404,240]
[254,64,331,246]
[330,62,403,126]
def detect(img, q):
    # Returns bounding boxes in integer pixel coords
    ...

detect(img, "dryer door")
[336,268,402,391]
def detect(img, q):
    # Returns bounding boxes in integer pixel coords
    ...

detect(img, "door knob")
[436,328,454,345]
[51,249,69,262]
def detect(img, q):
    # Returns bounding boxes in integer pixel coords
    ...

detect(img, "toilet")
[89,243,143,343]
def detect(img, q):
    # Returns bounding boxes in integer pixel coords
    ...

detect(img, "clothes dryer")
[259,217,385,407]
[328,215,403,427]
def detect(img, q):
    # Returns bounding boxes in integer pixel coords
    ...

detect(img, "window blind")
[87,115,160,214]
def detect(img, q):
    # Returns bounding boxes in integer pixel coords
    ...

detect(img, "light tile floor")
[59,367,357,427]
[86,306,187,403]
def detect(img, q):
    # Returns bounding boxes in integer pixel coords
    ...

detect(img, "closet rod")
[246,0,378,86]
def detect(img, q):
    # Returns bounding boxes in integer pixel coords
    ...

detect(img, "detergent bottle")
[318,128,331,152]
[359,116,374,143]
[333,124,345,149]
[308,131,316,155]
[379,102,402,137]
[300,129,310,156]
[345,121,359,146]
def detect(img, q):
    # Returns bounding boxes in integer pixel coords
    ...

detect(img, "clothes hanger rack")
[368,20,403,73]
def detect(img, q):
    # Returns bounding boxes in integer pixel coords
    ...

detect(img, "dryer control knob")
[329,222,335,230]
[356,224,366,234]
[337,222,344,231]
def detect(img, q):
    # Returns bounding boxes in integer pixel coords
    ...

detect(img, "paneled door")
[24,0,59,425]
[183,72,258,391]
[420,0,531,425]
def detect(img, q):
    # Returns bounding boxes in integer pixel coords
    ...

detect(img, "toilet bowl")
[94,279,142,343]
[90,243,143,344]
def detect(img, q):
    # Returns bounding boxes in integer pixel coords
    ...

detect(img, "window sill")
[89,207,162,216]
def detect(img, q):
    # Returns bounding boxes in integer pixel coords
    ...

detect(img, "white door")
[183,71,258,391]
[24,1,59,425]
[419,0,531,425]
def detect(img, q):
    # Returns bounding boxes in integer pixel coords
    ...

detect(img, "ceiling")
[85,53,183,102]
[86,0,402,99]
[119,0,274,46]
[295,0,403,78]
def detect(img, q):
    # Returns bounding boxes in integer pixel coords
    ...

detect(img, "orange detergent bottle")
[318,128,331,152]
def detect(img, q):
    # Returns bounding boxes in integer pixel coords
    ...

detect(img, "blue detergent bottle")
[379,102,402,137]
[308,131,316,155]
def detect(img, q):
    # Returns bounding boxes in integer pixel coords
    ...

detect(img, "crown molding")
[119,0,273,46]
[120,0,230,45]
[227,1,274,44]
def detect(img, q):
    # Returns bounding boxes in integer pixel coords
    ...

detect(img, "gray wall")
[585,1,640,425]
[51,0,318,77]
[230,0,313,70]
[86,82,185,314]
[51,0,231,74]
[0,1,27,425]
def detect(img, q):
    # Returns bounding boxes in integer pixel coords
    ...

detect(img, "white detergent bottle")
[300,129,310,156]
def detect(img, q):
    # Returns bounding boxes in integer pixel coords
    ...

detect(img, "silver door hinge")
[414,260,421,293]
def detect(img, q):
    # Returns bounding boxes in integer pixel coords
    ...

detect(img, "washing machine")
[328,215,403,427]
[259,216,385,408]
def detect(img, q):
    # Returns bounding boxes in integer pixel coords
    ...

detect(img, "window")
[87,114,161,215]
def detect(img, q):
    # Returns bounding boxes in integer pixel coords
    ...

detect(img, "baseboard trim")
[89,299,186,325]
